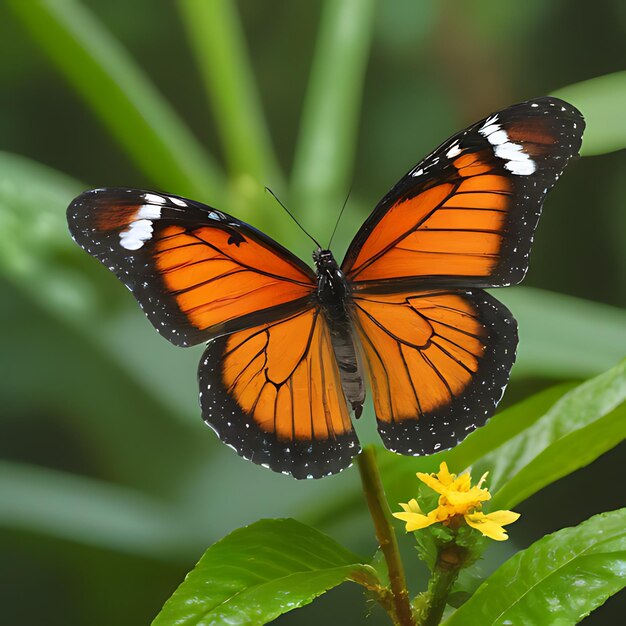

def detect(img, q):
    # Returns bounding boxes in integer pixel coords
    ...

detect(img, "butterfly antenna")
[265,187,322,249]
[327,186,352,250]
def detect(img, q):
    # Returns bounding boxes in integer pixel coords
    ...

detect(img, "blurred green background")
[0,1,624,624]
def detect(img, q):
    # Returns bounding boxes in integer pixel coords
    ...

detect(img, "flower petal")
[416,471,448,495]
[445,487,491,508]
[392,511,436,532]
[465,511,516,541]
[484,510,521,525]
[398,499,423,514]
[454,473,472,492]
[437,462,454,485]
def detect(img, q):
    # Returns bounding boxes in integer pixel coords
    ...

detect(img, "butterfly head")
[312,248,337,271]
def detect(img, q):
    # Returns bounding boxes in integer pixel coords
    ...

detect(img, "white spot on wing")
[479,120,536,176]
[120,219,154,249]
[137,204,161,220]
[169,196,187,207]
[446,143,462,158]
[144,193,166,204]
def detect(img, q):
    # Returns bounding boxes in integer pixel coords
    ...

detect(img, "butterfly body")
[68,97,584,479]
[313,248,366,419]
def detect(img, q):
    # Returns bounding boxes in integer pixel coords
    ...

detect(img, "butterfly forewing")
[68,189,316,346]
[342,97,584,289]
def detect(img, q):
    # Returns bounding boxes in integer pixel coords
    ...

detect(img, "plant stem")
[423,546,464,626]
[358,446,416,626]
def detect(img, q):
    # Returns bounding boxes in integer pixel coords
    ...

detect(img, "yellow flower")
[393,462,520,541]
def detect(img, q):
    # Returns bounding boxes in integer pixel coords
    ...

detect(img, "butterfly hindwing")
[342,97,584,289]
[352,288,517,455]
[199,307,361,478]
[67,189,316,346]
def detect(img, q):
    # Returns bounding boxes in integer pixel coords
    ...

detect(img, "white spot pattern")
[119,204,162,250]
[479,118,536,176]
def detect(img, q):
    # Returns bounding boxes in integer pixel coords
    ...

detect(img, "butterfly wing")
[68,188,359,477]
[342,97,584,289]
[68,188,316,346]
[352,289,516,454]
[199,307,360,478]
[343,97,584,454]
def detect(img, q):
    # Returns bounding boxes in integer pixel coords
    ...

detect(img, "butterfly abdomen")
[314,249,365,418]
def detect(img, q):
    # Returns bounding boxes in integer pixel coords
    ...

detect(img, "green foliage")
[291,0,376,235]
[554,71,626,156]
[2,1,625,624]
[152,519,379,625]
[179,0,283,189]
[475,359,626,509]
[445,509,626,625]
[7,0,225,203]
[377,382,577,510]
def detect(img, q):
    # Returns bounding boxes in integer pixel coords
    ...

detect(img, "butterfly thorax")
[313,249,349,318]
[313,248,365,418]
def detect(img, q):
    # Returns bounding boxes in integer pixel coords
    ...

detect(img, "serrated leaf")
[152,519,379,626]
[444,509,626,625]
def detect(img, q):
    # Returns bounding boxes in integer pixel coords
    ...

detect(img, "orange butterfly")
[68,97,584,478]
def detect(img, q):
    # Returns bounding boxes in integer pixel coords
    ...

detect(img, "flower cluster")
[393,462,519,541]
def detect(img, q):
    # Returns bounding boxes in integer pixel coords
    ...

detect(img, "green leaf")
[0,460,201,562]
[553,71,626,156]
[378,382,576,511]
[0,151,201,423]
[497,287,626,379]
[179,0,283,189]
[291,0,376,237]
[153,518,379,626]
[444,509,626,625]
[8,0,225,202]
[0,151,92,321]
[477,360,626,510]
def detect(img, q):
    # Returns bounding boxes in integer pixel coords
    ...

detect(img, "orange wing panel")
[348,168,512,283]
[351,289,517,456]
[199,308,361,478]
[155,225,314,333]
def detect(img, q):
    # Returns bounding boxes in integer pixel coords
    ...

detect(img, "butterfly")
[67,97,584,479]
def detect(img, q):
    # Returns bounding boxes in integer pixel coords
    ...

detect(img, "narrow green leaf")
[291,0,376,236]
[0,151,202,422]
[497,287,626,379]
[179,0,283,189]
[475,360,626,508]
[153,518,378,626]
[553,71,626,156]
[493,403,626,511]
[0,460,200,562]
[8,0,225,202]
[309,383,574,529]
[0,151,91,321]
[445,509,626,625]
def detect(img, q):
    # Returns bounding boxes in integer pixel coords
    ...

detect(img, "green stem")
[423,545,464,626]
[358,446,416,626]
